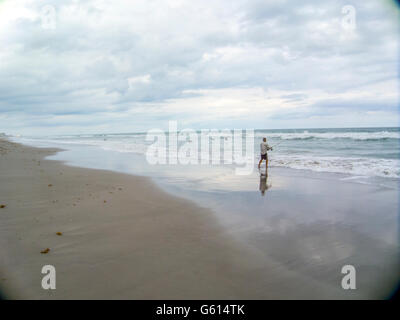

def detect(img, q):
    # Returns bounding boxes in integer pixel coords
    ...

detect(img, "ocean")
[12,127,400,179]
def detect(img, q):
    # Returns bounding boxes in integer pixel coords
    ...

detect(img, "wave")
[256,130,400,141]
[268,154,400,178]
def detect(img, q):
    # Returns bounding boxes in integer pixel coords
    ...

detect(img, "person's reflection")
[259,172,271,196]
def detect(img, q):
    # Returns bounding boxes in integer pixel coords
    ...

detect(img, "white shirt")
[260,142,270,155]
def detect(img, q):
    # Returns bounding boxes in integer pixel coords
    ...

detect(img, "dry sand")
[0,139,368,299]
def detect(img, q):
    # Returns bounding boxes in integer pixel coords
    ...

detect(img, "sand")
[0,139,396,299]
[0,139,261,299]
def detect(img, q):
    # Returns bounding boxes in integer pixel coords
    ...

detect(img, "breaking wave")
[256,130,400,141]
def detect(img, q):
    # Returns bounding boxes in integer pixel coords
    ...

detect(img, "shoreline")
[0,139,398,299]
[10,135,400,193]
[0,139,267,299]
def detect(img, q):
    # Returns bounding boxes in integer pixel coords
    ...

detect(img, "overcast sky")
[0,0,398,135]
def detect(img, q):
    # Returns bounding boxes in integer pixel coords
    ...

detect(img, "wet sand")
[0,139,398,299]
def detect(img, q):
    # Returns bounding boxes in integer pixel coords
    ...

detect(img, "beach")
[0,0,398,305]
[0,138,399,299]
[0,138,268,299]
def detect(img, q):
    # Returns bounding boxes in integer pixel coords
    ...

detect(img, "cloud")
[0,0,398,135]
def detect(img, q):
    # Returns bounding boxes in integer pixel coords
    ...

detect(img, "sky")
[0,0,399,135]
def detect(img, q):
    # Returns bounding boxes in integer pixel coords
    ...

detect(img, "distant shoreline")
[4,126,399,138]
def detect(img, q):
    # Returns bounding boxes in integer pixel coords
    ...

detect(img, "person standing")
[258,137,272,170]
